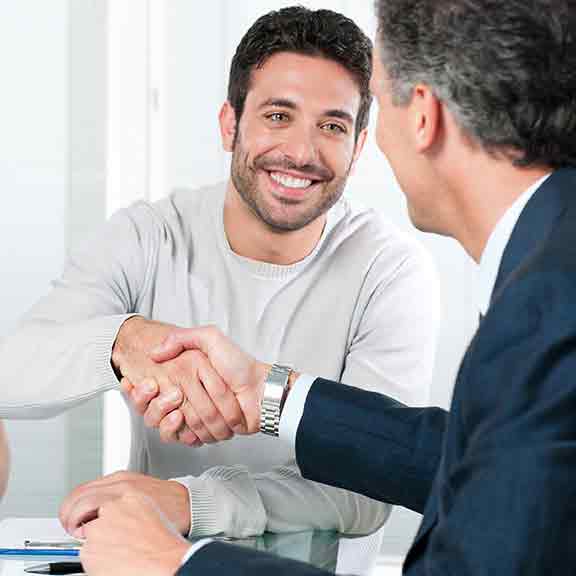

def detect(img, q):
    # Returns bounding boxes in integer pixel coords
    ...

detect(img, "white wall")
[0,0,107,517]
[0,0,69,517]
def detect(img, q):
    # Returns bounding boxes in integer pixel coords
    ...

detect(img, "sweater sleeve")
[0,204,156,418]
[173,461,389,538]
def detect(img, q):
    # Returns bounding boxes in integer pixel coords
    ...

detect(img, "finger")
[179,400,218,444]
[150,331,190,362]
[66,493,113,536]
[179,371,233,442]
[119,377,133,395]
[143,387,183,428]
[150,326,218,362]
[178,427,203,447]
[158,409,184,443]
[130,377,159,414]
[198,361,246,433]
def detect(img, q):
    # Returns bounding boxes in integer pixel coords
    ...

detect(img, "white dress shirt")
[477,173,551,315]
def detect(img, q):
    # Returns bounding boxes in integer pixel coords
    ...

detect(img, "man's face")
[370,45,447,234]
[225,52,364,232]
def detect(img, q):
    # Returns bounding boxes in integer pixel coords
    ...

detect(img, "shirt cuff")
[180,538,214,566]
[278,374,316,447]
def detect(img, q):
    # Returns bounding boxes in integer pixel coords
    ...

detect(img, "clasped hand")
[113,318,268,447]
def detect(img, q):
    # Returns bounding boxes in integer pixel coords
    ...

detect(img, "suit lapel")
[491,169,576,304]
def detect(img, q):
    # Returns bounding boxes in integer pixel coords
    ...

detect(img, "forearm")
[294,379,447,514]
[175,460,388,540]
[254,462,390,535]
[0,314,132,418]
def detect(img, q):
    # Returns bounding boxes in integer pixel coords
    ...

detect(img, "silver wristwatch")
[260,363,292,436]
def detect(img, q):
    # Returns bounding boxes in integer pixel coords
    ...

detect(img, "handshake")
[112,316,285,446]
[60,317,298,539]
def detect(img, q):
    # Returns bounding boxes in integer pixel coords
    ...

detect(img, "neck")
[446,158,551,263]
[223,181,327,265]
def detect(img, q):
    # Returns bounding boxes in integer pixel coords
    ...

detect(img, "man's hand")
[113,318,245,446]
[80,491,190,576]
[60,471,192,538]
[112,317,184,414]
[134,349,246,444]
[151,326,271,434]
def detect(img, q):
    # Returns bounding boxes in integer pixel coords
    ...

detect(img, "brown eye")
[266,112,289,123]
[322,123,346,135]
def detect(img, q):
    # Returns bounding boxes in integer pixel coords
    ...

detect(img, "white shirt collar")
[477,173,552,315]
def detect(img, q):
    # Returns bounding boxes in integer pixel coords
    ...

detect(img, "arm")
[296,378,446,514]
[0,203,242,442]
[0,421,9,498]
[0,206,149,418]
[78,491,331,576]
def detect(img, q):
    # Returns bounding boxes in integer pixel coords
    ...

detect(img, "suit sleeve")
[177,541,333,576]
[296,379,448,514]
[0,204,156,418]
[419,270,576,574]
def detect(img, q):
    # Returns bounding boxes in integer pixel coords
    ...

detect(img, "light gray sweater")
[0,182,439,538]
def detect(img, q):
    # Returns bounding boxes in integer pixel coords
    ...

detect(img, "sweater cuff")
[171,476,220,537]
[171,465,266,539]
[91,314,142,388]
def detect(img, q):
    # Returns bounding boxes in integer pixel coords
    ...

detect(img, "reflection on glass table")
[209,528,384,575]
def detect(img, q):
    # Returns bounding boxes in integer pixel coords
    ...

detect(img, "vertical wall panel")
[0,0,70,517]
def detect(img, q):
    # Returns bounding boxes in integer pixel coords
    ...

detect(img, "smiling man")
[0,7,438,546]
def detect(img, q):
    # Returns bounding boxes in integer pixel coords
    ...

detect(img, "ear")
[219,101,237,152]
[348,128,368,176]
[411,85,441,152]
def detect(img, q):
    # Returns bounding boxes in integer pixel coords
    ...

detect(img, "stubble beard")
[230,132,352,233]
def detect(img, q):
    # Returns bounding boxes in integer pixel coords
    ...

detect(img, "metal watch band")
[260,363,292,437]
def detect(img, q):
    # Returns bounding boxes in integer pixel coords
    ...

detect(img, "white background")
[0,0,478,558]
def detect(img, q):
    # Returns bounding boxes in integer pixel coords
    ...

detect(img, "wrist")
[252,362,272,407]
[111,316,146,370]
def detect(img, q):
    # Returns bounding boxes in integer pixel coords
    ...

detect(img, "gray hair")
[375,0,576,168]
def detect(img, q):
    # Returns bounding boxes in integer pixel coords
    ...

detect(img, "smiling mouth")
[268,171,319,190]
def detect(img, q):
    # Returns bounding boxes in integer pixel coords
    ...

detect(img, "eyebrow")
[259,98,355,126]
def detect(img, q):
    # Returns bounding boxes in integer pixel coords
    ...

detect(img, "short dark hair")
[227,6,373,141]
[375,0,576,168]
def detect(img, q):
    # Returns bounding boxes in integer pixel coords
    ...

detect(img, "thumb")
[150,332,189,362]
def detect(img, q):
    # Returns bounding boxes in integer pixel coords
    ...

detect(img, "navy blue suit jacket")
[180,169,576,575]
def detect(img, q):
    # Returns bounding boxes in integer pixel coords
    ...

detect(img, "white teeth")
[270,172,313,189]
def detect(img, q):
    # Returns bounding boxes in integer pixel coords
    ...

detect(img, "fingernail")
[142,380,156,394]
[168,411,181,424]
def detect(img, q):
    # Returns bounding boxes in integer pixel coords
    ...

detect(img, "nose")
[280,124,319,167]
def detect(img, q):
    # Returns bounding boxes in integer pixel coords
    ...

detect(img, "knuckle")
[202,406,220,425]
